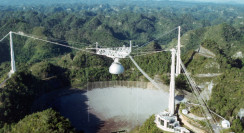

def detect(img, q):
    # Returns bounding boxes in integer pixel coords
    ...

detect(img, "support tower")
[9,31,16,77]
[176,26,181,76]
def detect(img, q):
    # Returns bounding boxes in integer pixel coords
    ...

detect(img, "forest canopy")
[0,1,243,132]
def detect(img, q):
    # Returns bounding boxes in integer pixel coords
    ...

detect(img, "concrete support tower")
[9,31,16,76]
[154,28,190,133]
[169,49,176,116]
[176,26,181,77]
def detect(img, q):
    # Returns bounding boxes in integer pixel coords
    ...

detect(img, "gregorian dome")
[109,60,124,74]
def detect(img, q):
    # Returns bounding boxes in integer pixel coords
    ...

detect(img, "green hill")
[170,23,244,56]
[173,24,244,132]
[0,109,75,133]
[0,2,244,132]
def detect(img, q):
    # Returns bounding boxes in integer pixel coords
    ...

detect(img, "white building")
[182,109,188,115]
[221,120,230,129]
[155,111,190,133]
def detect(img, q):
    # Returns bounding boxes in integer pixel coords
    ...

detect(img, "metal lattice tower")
[88,41,132,74]
[95,41,132,59]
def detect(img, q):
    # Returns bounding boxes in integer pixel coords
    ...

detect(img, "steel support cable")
[0,77,10,88]
[181,67,213,133]
[0,32,11,86]
[11,32,96,55]
[134,27,178,51]
[180,59,222,133]
[0,28,221,132]
[187,102,226,121]
[0,23,9,31]
[130,51,215,132]
[129,55,162,90]
[180,59,220,128]
[111,59,140,131]
[134,49,169,53]
[5,30,175,58]
[131,50,170,57]
[43,36,94,47]
[180,62,212,119]
[182,65,220,129]
[0,32,10,42]
[182,74,213,132]
[0,23,10,37]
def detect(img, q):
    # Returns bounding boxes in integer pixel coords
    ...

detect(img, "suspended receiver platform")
[87,41,132,74]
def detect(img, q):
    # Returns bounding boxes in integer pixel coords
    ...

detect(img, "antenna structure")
[0,26,224,132]
[9,31,16,77]
[87,41,132,74]
[176,26,181,76]
[169,48,176,116]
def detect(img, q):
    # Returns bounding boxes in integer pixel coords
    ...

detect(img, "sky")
[175,0,244,4]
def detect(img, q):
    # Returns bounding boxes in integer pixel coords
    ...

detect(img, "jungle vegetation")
[0,1,243,132]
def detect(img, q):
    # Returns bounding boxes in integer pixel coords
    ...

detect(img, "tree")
[231,119,244,133]
[175,74,191,92]
[143,41,162,51]
[136,115,164,133]
[0,70,39,125]
[2,109,76,133]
